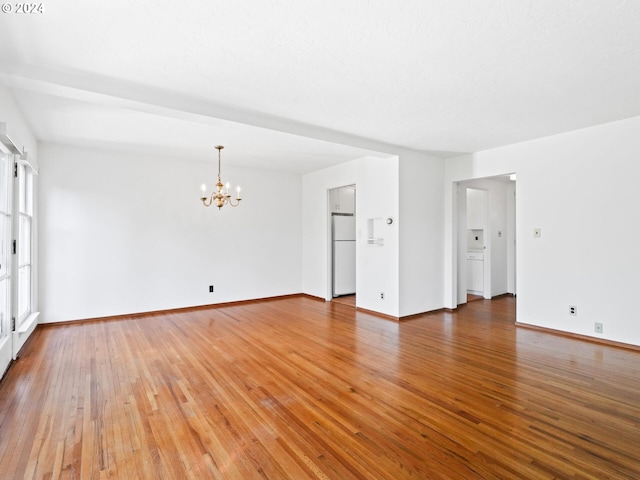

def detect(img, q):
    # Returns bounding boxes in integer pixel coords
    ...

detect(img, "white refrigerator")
[332,214,356,296]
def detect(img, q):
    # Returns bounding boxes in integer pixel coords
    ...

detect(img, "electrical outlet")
[594,322,603,334]
[380,292,384,300]
[209,285,214,293]
[569,305,577,316]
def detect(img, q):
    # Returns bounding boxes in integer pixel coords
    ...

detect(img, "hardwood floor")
[1,296,639,479]
[466,293,484,303]
[331,295,356,307]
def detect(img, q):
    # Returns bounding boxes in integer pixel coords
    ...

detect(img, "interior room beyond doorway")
[456,175,516,307]
[329,185,356,304]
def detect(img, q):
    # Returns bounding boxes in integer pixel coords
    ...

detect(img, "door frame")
[327,185,356,302]
[0,124,39,381]
[0,150,14,376]
[453,175,516,306]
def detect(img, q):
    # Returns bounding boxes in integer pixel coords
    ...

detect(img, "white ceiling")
[1,0,639,173]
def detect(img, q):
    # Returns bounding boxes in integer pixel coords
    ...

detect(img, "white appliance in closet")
[332,214,356,296]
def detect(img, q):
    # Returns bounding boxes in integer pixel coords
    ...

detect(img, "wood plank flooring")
[1,296,639,479]
[331,295,356,307]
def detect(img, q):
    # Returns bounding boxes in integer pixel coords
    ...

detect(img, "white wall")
[358,156,400,316]
[302,150,445,318]
[302,155,401,317]
[302,157,359,300]
[398,151,445,317]
[445,115,640,346]
[38,144,302,323]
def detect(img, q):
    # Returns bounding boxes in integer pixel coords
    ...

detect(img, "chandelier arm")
[201,194,214,207]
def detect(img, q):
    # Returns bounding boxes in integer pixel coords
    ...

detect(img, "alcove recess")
[367,218,384,246]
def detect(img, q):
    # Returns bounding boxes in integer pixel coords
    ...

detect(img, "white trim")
[16,149,38,174]
[16,158,38,175]
[0,123,37,173]
[0,122,21,155]
[17,311,39,334]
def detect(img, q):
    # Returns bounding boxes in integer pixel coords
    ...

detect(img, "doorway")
[329,185,356,304]
[455,176,516,306]
[465,187,488,301]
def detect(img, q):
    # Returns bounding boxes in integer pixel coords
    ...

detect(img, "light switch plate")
[533,228,541,238]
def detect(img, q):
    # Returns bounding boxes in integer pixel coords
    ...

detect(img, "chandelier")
[200,145,242,209]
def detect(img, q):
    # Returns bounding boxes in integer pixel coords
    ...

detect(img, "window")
[0,151,12,376]
[0,123,38,377]
[0,153,10,341]
[16,163,33,324]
